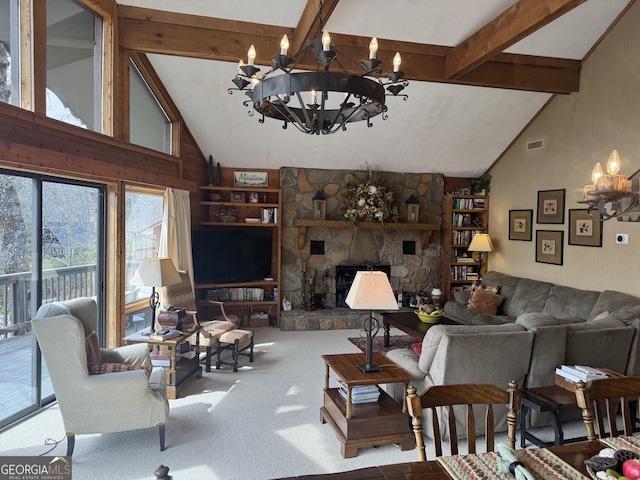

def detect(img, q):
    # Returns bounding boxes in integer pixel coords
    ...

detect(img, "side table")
[520,385,584,447]
[320,352,415,458]
[124,327,202,399]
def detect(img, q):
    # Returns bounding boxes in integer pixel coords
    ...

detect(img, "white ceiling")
[117,0,632,177]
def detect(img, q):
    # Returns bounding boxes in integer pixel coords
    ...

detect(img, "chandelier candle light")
[229,11,409,136]
[580,149,640,220]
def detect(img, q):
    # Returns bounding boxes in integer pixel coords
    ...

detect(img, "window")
[0,0,20,107]
[124,187,164,334]
[46,0,103,131]
[130,61,172,154]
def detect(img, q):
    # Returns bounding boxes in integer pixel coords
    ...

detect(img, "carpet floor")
[0,327,587,480]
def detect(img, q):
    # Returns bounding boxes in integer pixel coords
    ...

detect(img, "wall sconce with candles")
[579,149,640,221]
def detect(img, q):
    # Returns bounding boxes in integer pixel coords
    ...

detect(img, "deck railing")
[0,261,144,337]
[0,264,97,336]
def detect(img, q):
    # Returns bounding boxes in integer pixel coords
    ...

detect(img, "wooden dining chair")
[406,381,520,460]
[574,377,640,441]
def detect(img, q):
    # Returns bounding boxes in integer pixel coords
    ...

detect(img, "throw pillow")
[411,342,423,356]
[467,283,501,305]
[468,288,505,315]
[88,362,152,376]
[85,331,102,364]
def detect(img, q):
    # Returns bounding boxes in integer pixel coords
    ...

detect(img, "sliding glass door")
[0,169,105,428]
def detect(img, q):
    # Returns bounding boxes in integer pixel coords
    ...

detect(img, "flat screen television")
[192,228,273,284]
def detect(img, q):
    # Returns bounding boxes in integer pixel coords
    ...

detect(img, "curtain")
[159,188,194,292]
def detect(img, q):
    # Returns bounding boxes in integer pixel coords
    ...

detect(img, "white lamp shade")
[468,233,494,253]
[345,271,399,311]
[130,257,182,288]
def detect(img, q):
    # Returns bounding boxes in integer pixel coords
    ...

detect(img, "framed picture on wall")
[568,209,603,247]
[537,189,565,224]
[535,230,564,265]
[509,209,533,241]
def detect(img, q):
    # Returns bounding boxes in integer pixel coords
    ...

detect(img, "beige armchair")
[32,297,169,456]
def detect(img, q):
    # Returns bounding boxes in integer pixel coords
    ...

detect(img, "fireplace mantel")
[293,219,440,249]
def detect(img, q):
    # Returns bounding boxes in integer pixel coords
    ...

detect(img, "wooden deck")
[0,333,53,424]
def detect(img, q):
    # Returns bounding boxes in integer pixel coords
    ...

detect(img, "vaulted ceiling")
[116,0,634,177]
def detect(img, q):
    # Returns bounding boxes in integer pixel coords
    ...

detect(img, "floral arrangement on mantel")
[343,172,399,224]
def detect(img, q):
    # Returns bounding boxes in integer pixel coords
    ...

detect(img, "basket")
[415,310,444,323]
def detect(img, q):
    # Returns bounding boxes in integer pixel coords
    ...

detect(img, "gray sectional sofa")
[384,271,640,437]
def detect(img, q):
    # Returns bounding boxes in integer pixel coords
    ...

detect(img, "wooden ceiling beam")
[118,6,580,94]
[289,0,341,57]
[445,0,587,79]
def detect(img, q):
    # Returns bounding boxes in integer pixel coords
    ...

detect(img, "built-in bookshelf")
[442,194,489,302]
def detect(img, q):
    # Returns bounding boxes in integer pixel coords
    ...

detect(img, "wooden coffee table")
[381,311,460,347]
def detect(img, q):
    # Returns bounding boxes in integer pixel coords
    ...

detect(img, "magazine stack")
[338,381,380,404]
[555,364,608,382]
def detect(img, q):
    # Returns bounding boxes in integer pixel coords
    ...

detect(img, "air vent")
[527,139,544,151]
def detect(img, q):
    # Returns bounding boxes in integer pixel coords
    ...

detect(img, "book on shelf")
[149,329,182,341]
[555,365,608,382]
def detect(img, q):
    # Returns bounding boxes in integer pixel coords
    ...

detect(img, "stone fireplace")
[279,167,443,330]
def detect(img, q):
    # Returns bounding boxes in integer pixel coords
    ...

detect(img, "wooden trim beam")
[0,140,197,192]
[445,0,587,79]
[117,7,580,94]
[289,0,341,57]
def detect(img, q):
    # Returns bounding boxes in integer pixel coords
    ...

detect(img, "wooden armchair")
[574,377,640,440]
[406,381,520,460]
[161,270,239,371]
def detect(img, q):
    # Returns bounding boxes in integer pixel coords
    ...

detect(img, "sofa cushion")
[385,348,425,380]
[505,278,553,318]
[453,289,471,304]
[543,285,599,320]
[524,325,567,387]
[468,288,504,315]
[516,312,558,328]
[609,305,640,325]
[565,322,634,376]
[419,323,525,374]
[587,290,640,321]
[443,298,513,325]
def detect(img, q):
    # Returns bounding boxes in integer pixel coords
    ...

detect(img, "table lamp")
[345,270,399,373]
[468,233,494,279]
[130,257,182,334]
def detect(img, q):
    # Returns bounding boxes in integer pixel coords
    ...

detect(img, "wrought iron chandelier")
[578,149,640,221]
[229,9,408,135]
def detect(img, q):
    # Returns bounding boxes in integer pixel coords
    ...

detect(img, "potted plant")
[471,173,491,195]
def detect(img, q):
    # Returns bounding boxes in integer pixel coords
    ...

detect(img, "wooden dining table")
[276,439,605,479]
